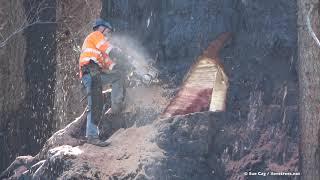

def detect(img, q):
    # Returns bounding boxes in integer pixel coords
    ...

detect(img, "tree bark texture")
[297,0,320,179]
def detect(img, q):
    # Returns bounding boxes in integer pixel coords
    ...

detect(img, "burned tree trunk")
[297,0,320,179]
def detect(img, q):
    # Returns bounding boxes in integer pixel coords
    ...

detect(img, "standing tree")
[297,0,320,179]
[0,0,56,48]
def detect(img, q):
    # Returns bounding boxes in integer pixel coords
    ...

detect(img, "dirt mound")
[2,112,221,180]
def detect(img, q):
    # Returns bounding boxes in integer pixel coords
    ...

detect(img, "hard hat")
[93,18,113,31]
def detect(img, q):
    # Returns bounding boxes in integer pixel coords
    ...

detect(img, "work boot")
[87,137,111,147]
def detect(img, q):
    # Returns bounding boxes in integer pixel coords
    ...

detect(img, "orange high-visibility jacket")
[79,31,114,78]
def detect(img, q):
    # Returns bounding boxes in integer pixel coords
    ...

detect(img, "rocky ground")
[1,110,222,180]
[1,107,298,180]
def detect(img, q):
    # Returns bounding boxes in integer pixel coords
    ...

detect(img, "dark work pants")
[82,69,125,138]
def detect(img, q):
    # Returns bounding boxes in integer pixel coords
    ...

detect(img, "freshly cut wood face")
[163,32,230,118]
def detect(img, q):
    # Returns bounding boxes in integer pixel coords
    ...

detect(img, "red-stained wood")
[162,32,231,118]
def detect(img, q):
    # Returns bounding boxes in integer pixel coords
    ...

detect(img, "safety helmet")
[93,18,113,31]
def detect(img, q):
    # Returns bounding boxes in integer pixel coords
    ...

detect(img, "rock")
[3,112,224,179]
[35,109,87,160]
[0,156,35,179]
[0,110,87,179]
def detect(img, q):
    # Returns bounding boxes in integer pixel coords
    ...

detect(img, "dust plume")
[110,33,157,78]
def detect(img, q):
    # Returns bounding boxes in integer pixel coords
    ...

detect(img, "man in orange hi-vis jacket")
[79,19,127,147]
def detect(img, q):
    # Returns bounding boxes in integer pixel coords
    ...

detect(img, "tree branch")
[0,21,57,48]
[306,4,320,48]
[0,0,56,48]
